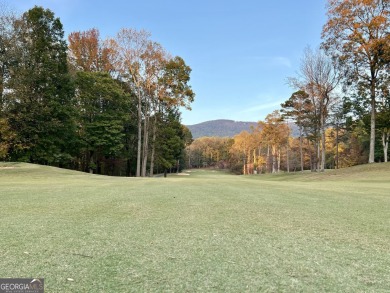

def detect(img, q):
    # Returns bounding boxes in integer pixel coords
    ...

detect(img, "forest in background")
[0,5,194,176]
[1,1,389,177]
[188,0,389,174]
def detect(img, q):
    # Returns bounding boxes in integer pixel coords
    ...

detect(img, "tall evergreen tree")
[75,71,131,174]
[5,6,75,164]
[154,109,186,175]
[0,3,17,159]
[281,90,311,172]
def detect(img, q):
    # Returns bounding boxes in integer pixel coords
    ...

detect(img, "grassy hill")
[1,162,390,292]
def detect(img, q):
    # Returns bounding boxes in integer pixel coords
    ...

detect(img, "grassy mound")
[1,163,389,292]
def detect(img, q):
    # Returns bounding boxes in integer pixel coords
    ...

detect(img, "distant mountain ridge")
[186,119,300,139]
[186,119,257,139]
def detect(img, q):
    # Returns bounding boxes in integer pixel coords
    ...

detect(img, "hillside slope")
[1,162,390,292]
[187,119,300,139]
[187,119,257,138]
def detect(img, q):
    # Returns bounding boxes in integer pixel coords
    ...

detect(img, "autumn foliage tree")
[188,136,232,169]
[230,131,254,174]
[153,56,195,174]
[259,111,290,173]
[289,47,339,172]
[0,4,194,176]
[68,28,113,72]
[322,0,390,163]
[108,28,152,176]
[225,111,291,175]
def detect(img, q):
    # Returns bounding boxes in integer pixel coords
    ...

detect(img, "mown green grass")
[1,162,389,292]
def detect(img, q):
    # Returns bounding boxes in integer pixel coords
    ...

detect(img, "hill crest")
[186,119,257,139]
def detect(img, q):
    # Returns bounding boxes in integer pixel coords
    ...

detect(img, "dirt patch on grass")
[177,173,190,176]
[0,167,15,169]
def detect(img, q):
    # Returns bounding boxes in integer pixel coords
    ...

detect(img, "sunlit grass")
[1,162,389,292]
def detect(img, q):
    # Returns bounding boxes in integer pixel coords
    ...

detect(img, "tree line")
[187,109,369,174]
[187,0,389,174]
[0,5,194,176]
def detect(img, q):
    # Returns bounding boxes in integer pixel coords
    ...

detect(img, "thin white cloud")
[273,57,292,68]
[239,101,282,114]
[246,56,292,68]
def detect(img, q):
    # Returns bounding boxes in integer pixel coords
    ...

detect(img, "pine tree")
[75,71,131,174]
[6,6,76,165]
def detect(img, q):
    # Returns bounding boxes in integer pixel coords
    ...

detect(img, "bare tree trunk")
[382,129,389,163]
[136,92,142,177]
[286,144,290,173]
[272,146,277,173]
[312,140,319,172]
[317,141,321,172]
[258,146,262,173]
[299,126,304,172]
[320,112,326,172]
[309,146,313,172]
[336,123,339,169]
[247,151,251,174]
[89,151,94,174]
[253,149,256,173]
[149,114,157,176]
[277,149,281,173]
[141,112,149,177]
[188,147,191,168]
[266,145,270,173]
[369,83,376,163]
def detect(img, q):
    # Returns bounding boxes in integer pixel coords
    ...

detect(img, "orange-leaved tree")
[259,111,290,173]
[322,0,390,163]
[68,28,113,72]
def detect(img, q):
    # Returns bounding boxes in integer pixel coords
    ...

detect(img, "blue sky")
[3,0,327,125]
